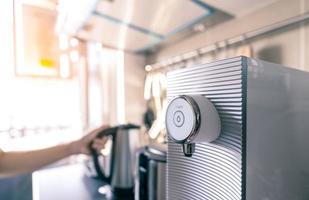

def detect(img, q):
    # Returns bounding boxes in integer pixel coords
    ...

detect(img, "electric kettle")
[89,124,140,196]
[135,146,166,200]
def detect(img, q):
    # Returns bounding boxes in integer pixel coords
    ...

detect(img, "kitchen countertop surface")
[32,163,129,200]
[0,173,32,200]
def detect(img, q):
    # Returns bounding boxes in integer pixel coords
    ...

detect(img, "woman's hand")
[70,125,110,155]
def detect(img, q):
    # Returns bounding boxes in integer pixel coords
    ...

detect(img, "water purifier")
[165,56,309,200]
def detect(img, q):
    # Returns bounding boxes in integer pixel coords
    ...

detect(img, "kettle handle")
[89,124,140,183]
[89,127,117,183]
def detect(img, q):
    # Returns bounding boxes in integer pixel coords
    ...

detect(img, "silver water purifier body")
[165,56,309,200]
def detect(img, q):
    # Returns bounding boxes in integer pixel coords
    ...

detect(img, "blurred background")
[0,0,309,199]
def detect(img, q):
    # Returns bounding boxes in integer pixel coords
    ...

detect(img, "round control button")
[173,111,185,127]
[165,97,197,142]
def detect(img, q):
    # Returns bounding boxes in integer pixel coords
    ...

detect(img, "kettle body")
[111,128,134,191]
[90,124,140,196]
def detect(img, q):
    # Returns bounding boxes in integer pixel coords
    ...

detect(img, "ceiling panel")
[95,0,211,36]
[201,0,279,17]
[77,15,160,51]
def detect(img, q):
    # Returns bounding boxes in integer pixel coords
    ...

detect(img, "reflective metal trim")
[166,95,201,144]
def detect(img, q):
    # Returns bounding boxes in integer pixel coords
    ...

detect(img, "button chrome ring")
[166,95,201,143]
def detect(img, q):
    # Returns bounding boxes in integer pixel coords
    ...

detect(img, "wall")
[0,0,14,80]
[123,53,146,125]
[147,0,309,72]
[88,45,146,127]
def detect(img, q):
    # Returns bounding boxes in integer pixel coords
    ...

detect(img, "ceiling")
[24,0,281,54]
[78,0,219,53]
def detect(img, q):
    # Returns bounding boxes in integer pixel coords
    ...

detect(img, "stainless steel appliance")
[165,56,309,200]
[90,124,140,197]
[135,146,166,200]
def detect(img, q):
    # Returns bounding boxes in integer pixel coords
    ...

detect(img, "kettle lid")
[118,123,140,130]
[144,146,166,162]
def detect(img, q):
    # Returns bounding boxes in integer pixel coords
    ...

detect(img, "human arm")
[0,125,108,177]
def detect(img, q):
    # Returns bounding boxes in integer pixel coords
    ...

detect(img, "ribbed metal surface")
[167,57,245,200]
